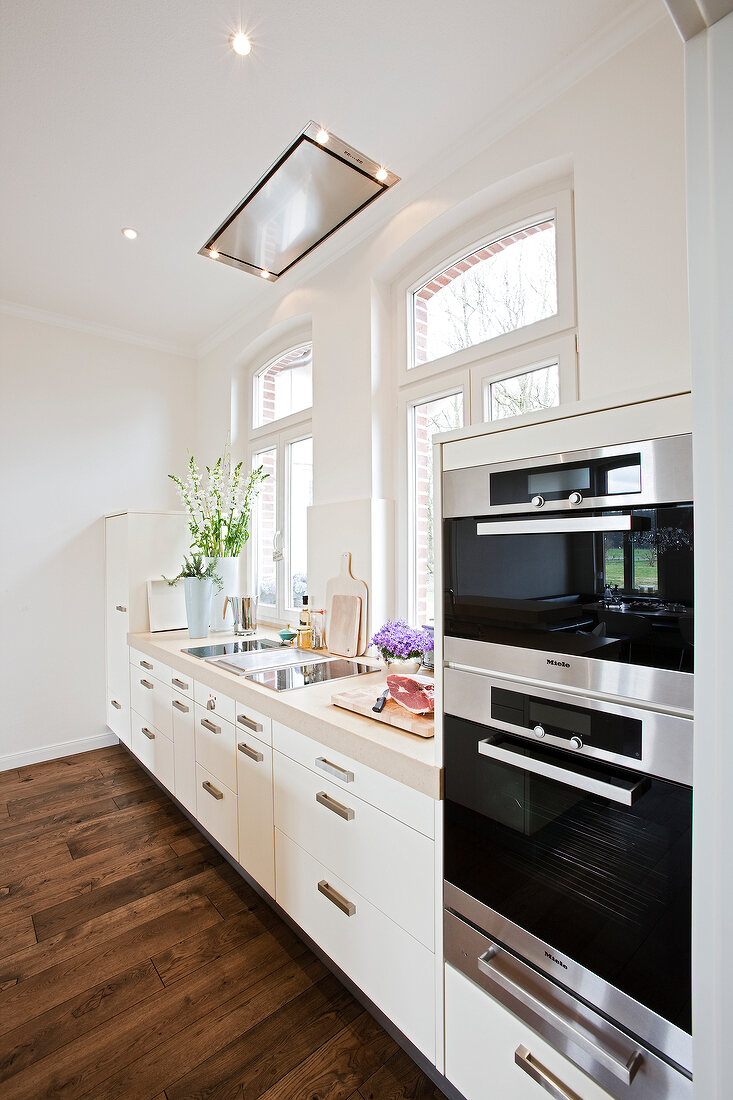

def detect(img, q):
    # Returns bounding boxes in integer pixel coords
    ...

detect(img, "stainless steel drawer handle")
[317,879,356,917]
[478,949,642,1084]
[202,780,223,800]
[200,718,221,734]
[238,742,264,763]
[110,699,122,710]
[476,515,649,536]
[171,677,189,690]
[237,713,264,733]
[141,727,155,740]
[140,660,154,670]
[316,791,355,821]
[478,738,647,807]
[514,1046,582,1100]
[140,679,154,690]
[115,604,127,612]
[315,756,354,783]
[172,700,189,713]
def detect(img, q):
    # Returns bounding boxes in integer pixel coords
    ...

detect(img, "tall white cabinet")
[104,511,190,745]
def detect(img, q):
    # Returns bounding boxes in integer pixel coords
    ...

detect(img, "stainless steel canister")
[224,595,258,635]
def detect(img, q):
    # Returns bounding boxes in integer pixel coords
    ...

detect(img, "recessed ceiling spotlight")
[121,227,138,240]
[260,269,272,279]
[315,128,329,145]
[231,32,251,56]
[375,167,388,183]
[208,248,220,259]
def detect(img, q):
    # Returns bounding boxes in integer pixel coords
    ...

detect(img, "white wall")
[0,311,196,768]
[196,18,689,624]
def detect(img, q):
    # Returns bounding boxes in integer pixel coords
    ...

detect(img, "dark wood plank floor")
[0,744,447,1099]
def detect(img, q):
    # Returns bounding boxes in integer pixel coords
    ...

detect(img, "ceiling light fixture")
[121,227,138,240]
[231,32,251,56]
[208,248,220,259]
[199,121,400,282]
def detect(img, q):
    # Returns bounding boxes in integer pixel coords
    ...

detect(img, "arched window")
[253,343,312,428]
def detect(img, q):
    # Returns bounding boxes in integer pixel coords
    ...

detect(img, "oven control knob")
[533,724,545,738]
[568,491,583,505]
[569,735,583,750]
[531,495,545,508]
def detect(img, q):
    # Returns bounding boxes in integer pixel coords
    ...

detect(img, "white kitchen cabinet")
[236,732,275,896]
[171,689,195,814]
[104,511,189,745]
[194,703,237,792]
[276,828,435,1063]
[445,964,615,1100]
[196,762,238,859]
[274,749,434,949]
[131,712,175,793]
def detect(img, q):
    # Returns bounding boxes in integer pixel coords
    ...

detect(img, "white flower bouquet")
[169,442,267,558]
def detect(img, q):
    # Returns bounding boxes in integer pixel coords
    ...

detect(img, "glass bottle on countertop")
[299,595,311,629]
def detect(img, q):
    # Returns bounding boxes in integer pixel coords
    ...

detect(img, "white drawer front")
[171,691,195,814]
[234,700,273,745]
[273,722,435,838]
[274,751,434,949]
[168,668,194,698]
[194,681,236,725]
[131,713,175,792]
[445,964,615,1100]
[275,829,435,1063]
[196,763,238,859]
[236,733,275,896]
[195,703,237,791]
[130,648,172,685]
[107,695,131,746]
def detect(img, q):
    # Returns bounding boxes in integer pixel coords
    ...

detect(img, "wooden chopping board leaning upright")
[325,551,368,656]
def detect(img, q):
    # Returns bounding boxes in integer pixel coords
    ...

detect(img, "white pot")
[183,577,213,639]
[385,657,422,675]
[205,556,240,632]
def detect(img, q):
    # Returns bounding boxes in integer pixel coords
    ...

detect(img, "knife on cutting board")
[372,688,389,713]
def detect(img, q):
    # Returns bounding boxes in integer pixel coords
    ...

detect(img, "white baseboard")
[0,731,119,773]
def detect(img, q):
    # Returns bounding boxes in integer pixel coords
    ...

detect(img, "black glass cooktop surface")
[183,639,280,659]
[246,659,374,692]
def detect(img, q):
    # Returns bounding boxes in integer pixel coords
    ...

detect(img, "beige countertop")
[127,629,442,800]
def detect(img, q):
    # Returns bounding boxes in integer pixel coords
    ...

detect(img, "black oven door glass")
[444,715,692,1035]
[443,504,693,671]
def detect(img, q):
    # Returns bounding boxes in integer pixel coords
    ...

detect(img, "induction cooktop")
[182,639,281,659]
[246,659,375,692]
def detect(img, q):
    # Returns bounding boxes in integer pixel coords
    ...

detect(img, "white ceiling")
[0,0,661,354]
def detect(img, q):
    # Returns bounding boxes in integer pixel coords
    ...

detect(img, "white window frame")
[399,188,576,386]
[250,423,313,625]
[250,340,313,440]
[397,370,471,625]
[395,187,577,623]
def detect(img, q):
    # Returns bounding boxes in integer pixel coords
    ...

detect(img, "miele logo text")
[343,149,364,165]
[545,951,568,969]
[546,659,571,669]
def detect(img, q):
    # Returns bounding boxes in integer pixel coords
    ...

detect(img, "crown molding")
[0,298,196,359]
[195,0,667,360]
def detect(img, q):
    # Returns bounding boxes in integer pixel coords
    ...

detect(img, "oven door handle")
[476,516,649,536]
[478,948,643,1085]
[477,738,647,806]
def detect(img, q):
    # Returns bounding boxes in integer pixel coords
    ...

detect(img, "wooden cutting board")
[331,684,435,738]
[328,594,361,657]
[325,552,369,656]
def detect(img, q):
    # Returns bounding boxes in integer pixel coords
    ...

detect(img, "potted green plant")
[169,442,267,632]
[165,554,223,639]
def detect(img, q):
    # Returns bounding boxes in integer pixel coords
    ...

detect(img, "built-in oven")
[443,668,693,1098]
[442,434,693,714]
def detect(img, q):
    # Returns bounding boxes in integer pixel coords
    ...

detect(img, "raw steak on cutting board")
[387,674,435,715]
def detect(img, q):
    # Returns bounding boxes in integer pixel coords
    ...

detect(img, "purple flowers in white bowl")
[369,619,434,663]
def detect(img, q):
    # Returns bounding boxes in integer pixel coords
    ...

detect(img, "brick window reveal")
[412,218,557,367]
[253,343,313,428]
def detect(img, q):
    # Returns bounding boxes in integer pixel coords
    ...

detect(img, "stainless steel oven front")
[443,669,693,1098]
[442,434,694,714]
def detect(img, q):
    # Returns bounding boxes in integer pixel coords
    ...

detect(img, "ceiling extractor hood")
[199,121,400,282]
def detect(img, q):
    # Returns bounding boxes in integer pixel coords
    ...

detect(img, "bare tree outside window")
[489,363,560,420]
[413,220,557,366]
